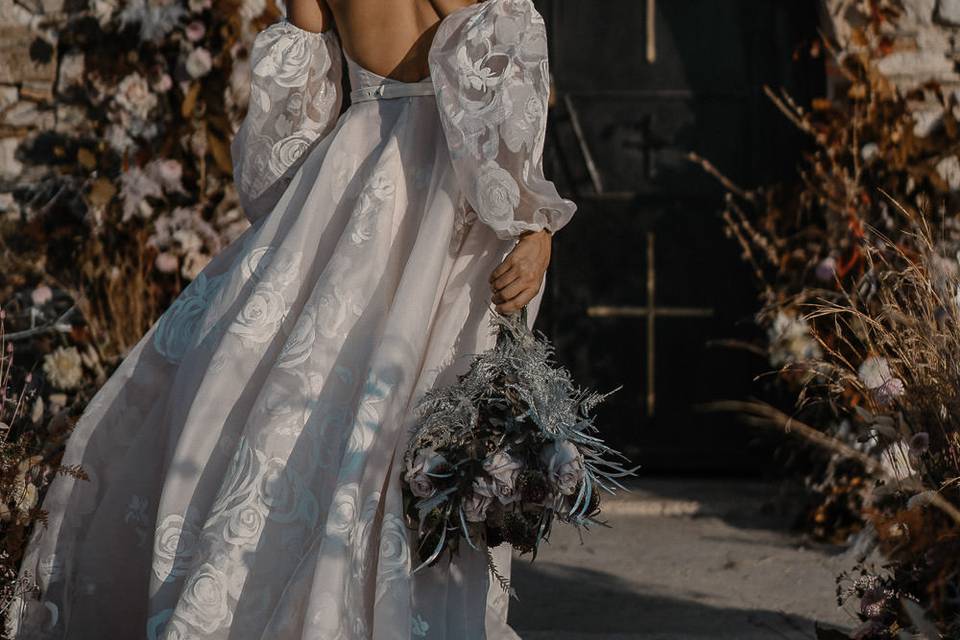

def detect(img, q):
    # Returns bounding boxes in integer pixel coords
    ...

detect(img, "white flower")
[185,47,213,79]
[178,563,232,633]
[119,167,162,222]
[540,441,585,496]
[42,346,83,390]
[152,513,200,583]
[404,449,448,499]
[482,450,523,504]
[153,251,180,273]
[227,285,286,343]
[31,285,53,306]
[118,0,187,42]
[146,158,185,193]
[106,123,136,154]
[115,72,157,120]
[223,505,265,546]
[858,356,905,405]
[475,160,520,224]
[462,476,494,522]
[858,356,894,389]
[326,483,359,540]
[767,311,822,367]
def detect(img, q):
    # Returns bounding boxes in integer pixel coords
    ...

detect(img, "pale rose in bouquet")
[401,307,638,589]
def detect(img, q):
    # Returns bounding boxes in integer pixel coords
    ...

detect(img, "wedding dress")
[9,1,575,638]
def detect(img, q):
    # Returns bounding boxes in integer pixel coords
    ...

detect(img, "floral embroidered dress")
[10,1,575,638]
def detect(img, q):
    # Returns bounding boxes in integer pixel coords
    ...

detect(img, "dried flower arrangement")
[697,1,960,637]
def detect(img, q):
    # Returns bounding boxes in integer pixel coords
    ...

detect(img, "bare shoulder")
[426,0,482,19]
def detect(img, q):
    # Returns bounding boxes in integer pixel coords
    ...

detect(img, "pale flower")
[185,19,205,42]
[540,440,585,496]
[146,158,185,193]
[115,72,157,120]
[153,73,173,92]
[815,256,837,282]
[118,0,187,42]
[155,252,179,273]
[462,476,494,522]
[185,47,213,79]
[31,284,53,306]
[119,166,163,222]
[482,450,523,504]
[767,311,822,367]
[42,346,84,390]
[858,356,904,405]
[404,448,449,499]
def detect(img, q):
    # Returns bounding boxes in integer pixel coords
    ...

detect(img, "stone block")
[0,0,34,25]
[2,100,54,129]
[56,51,84,94]
[0,85,17,111]
[0,137,23,181]
[19,80,53,102]
[0,26,56,85]
[938,0,960,25]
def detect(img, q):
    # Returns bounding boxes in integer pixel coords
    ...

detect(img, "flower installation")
[698,2,960,636]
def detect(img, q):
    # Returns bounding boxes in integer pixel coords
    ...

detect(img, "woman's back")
[290,0,479,82]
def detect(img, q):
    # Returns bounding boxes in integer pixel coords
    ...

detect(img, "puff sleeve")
[427,0,576,240]
[231,19,343,224]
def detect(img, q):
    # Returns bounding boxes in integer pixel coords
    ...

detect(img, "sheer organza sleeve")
[231,19,343,224]
[427,0,576,240]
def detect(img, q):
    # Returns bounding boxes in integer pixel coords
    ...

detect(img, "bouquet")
[401,306,639,590]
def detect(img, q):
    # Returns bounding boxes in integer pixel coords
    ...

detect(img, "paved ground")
[506,478,858,639]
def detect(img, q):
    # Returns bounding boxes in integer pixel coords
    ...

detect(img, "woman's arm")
[490,230,552,314]
[287,0,333,33]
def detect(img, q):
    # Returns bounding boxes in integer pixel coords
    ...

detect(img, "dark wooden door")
[535,0,822,473]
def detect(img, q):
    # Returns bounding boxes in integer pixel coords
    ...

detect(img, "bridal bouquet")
[401,306,638,587]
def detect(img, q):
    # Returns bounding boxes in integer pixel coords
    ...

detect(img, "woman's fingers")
[493,279,527,303]
[491,267,520,294]
[493,280,540,314]
[489,256,515,283]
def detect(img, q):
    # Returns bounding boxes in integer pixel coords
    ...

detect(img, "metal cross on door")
[586,232,713,417]
[536,0,820,471]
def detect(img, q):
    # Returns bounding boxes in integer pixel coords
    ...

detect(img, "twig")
[2,306,78,341]
[702,400,960,526]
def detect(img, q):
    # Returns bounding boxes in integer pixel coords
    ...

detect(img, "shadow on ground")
[507,560,838,639]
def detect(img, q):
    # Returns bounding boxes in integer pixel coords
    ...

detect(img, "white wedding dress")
[9,1,575,638]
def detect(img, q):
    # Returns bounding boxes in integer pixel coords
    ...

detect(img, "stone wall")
[821,0,960,136]
[0,0,69,216]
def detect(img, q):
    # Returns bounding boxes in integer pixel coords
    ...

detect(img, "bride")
[9,0,575,637]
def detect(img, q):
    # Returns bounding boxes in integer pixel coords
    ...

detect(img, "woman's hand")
[489,229,552,315]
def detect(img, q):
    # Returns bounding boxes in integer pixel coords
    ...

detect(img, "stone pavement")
[506,478,858,639]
